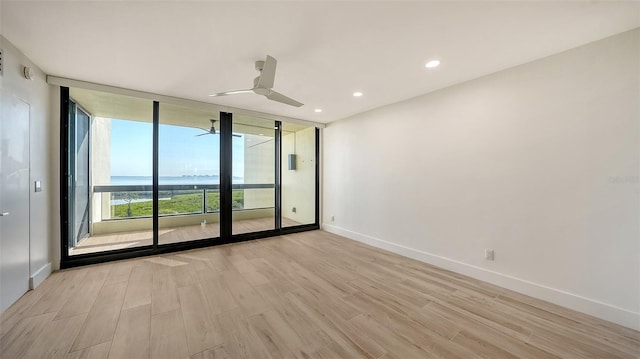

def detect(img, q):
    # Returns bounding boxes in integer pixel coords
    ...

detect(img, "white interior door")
[0,96,31,313]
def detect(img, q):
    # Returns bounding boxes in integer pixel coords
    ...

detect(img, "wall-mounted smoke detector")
[23,66,35,80]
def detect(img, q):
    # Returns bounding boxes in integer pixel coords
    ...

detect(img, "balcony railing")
[93,184,274,221]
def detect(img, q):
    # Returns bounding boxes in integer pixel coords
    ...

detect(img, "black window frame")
[59,87,320,269]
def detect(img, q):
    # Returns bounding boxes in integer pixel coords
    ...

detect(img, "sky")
[110,119,245,178]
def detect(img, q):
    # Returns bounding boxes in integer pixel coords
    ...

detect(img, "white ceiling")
[2,1,638,124]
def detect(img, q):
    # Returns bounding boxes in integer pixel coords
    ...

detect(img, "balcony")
[70,183,297,256]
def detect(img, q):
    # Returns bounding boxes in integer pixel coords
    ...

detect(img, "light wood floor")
[2,230,638,358]
[71,217,300,256]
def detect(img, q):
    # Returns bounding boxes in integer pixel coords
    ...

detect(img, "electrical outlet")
[331,215,335,222]
[485,249,495,261]
[292,207,296,213]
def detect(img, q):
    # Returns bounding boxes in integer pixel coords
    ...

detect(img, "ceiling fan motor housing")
[254,88,270,95]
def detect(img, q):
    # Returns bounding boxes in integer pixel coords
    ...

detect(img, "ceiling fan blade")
[265,90,303,107]
[208,89,253,97]
[198,132,240,138]
[256,55,277,89]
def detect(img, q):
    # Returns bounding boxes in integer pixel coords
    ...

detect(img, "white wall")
[323,29,640,330]
[0,36,55,287]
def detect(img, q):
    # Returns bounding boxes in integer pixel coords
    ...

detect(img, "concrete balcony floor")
[70,217,300,256]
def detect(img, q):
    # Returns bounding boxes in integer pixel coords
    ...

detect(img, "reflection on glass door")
[232,116,276,235]
[158,103,220,244]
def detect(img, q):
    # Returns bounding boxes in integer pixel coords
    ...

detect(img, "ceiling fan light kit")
[209,55,304,107]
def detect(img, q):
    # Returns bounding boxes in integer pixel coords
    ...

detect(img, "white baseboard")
[322,224,640,331]
[29,263,51,290]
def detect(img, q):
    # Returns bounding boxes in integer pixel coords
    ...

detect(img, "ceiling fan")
[196,119,241,137]
[208,55,304,107]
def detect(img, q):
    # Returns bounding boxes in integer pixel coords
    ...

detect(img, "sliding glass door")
[61,86,319,268]
[281,122,317,227]
[67,88,154,256]
[158,103,221,244]
[232,116,277,235]
[67,101,90,249]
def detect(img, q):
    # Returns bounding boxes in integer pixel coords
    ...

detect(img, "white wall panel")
[323,29,640,329]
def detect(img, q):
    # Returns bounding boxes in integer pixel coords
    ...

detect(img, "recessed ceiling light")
[259,133,264,136]
[425,60,441,69]
[353,92,363,97]
[314,108,322,113]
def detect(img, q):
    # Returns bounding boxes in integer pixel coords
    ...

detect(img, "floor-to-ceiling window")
[232,115,277,235]
[61,86,319,267]
[281,122,318,227]
[158,102,221,244]
[67,88,154,256]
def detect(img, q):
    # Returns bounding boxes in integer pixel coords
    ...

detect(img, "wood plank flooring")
[2,230,638,358]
